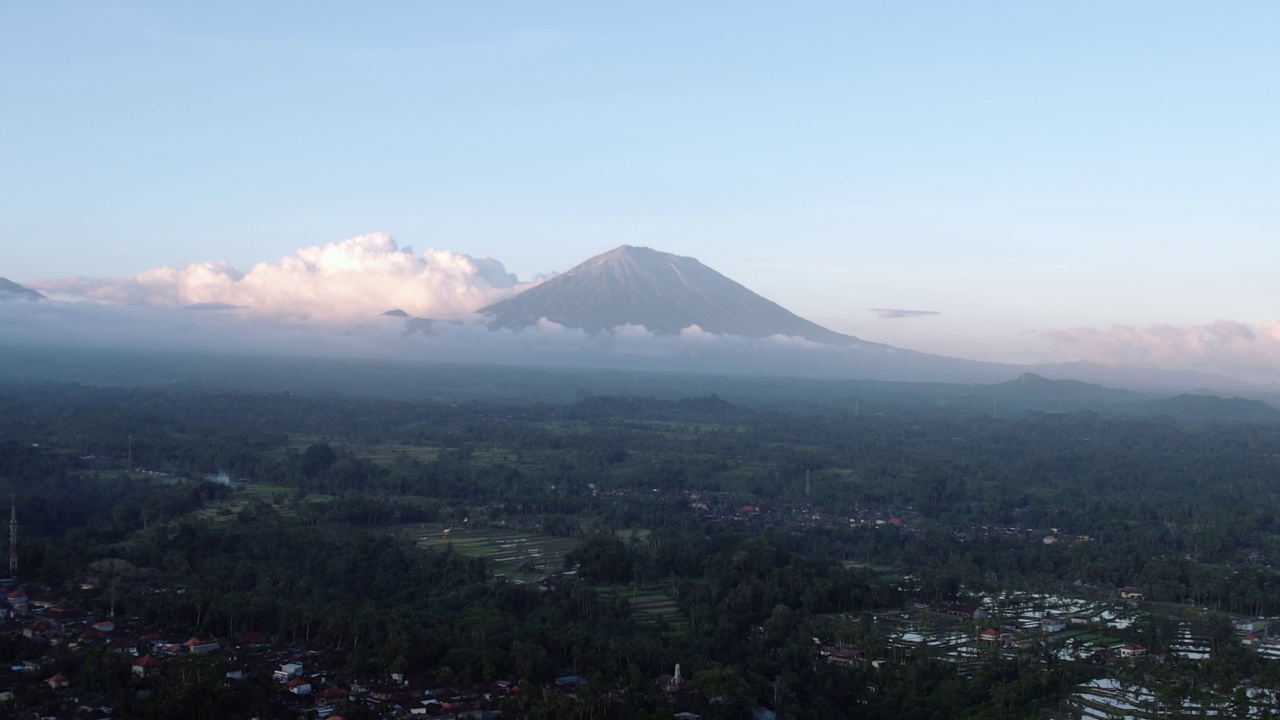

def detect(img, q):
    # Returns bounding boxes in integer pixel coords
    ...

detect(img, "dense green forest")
[2,379,1280,718]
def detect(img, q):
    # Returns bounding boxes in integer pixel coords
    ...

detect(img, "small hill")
[982,373,1142,404]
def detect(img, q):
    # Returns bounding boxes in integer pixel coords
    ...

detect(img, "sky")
[3,2,1279,378]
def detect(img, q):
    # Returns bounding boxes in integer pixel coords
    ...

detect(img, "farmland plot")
[405,524,580,582]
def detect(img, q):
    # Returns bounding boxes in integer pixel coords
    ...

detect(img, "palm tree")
[87,558,136,619]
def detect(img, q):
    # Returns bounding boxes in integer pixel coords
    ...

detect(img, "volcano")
[479,245,871,345]
[0,278,44,301]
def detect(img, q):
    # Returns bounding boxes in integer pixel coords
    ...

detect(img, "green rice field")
[402,524,581,582]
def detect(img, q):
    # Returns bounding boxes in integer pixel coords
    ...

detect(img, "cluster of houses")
[0,579,532,719]
[815,644,864,667]
[886,587,1280,673]
[1236,616,1280,660]
[1,575,769,719]
[811,589,1164,677]
[673,489,920,532]
[666,487,1115,550]
[263,662,518,719]
[908,598,989,621]
[950,524,1094,546]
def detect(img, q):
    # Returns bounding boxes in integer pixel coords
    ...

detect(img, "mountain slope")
[0,278,44,301]
[479,245,866,345]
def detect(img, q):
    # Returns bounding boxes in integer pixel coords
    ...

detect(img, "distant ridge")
[1138,394,1280,423]
[0,278,44,301]
[1031,360,1273,397]
[480,245,872,346]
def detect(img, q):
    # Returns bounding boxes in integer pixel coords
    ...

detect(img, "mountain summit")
[479,245,863,344]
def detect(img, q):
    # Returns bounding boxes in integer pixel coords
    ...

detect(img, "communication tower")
[8,495,16,580]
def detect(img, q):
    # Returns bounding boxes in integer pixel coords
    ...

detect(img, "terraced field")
[629,588,689,636]
[353,444,441,465]
[404,524,580,582]
[595,585,688,636]
[406,525,687,634]
[189,482,334,524]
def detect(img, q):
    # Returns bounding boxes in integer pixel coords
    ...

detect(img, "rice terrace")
[404,524,688,634]
[402,523,581,583]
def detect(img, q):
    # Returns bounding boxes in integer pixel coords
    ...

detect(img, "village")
[6,565,1280,720]
[1,576,526,718]
[811,586,1280,719]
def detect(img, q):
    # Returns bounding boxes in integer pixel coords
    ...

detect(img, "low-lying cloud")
[1047,320,1280,384]
[30,233,530,322]
[185,302,242,312]
[0,296,873,379]
[871,308,941,319]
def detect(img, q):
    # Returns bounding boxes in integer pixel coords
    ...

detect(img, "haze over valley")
[7,5,1280,719]
[4,236,1279,400]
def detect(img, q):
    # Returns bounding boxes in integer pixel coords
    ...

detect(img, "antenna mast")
[8,495,16,580]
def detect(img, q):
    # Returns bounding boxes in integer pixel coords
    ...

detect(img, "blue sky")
[3,2,1278,369]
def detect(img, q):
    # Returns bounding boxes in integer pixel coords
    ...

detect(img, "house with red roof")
[22,619,52,639]
[318,687,349,700]
[184,636,220,654]
[1119,643,1147,658]
[495,679,520,695]
[42,599,89,627]
[133,654,162,678]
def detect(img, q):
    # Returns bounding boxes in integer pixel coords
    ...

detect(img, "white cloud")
[1046,320,1280,383]
[29,233,531,322]
[10,235,859,375]
[871,308,941,319]
[0,294,856,375]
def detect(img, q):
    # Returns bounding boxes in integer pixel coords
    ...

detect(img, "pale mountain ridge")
[470,245,1278,397]
[0,277,44,301]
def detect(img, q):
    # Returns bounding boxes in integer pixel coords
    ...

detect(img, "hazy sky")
[3,2,1278,371]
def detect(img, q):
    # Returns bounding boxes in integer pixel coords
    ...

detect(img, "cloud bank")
[13,233,1280,388]
[0,296,880,379]
[29,233,529,322]
[1047,320,1280,384]
[871,308,941,319]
